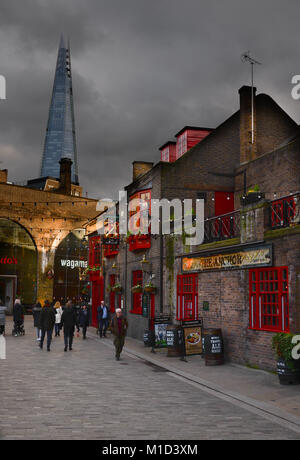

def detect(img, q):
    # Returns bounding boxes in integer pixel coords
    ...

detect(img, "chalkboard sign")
[166,329,175,347]
[142,294,149,318]
[144,329,154,347]
[210,335,222,354]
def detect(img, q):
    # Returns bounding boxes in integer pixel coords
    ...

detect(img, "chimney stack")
[59,157,72,195]
[132,161,154,182]
[239,85,257,164]
[0,169,8,183]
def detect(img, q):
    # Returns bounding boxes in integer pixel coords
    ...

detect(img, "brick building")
[87,84,300,371]
[0,159,99,312]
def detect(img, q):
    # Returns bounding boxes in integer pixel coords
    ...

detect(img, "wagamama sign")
[60,259,88,269]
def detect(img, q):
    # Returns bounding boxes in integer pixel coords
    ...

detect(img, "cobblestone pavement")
[1,318,300,440]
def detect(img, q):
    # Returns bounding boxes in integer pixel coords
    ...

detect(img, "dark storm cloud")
[1,0,300,199]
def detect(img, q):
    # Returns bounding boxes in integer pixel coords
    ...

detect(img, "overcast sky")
[1,0,300,199]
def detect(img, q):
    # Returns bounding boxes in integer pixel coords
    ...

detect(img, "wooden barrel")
[203,328,224,366]
[166,325,183,357]
[143,329,155,347]
[277,358,300,385]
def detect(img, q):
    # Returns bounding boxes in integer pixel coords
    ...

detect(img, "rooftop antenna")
[241,51,262,145]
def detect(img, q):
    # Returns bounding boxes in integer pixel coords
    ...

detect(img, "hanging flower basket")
[144,284,156,293]
[132,285,143,294]
[112,284,122,293]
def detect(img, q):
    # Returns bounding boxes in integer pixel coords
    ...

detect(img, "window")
[128,189,151,251]
[249,267,289,332]
[131,270,143,314]
[177,274,198,321]
[176,132,187,159]
[89,236,101,267]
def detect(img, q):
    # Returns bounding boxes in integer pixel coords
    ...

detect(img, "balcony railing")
[270,193,300,229]
[204,210,241,243]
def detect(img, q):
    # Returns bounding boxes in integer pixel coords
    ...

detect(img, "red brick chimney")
[58,158,72,195]
[239,85,257,164]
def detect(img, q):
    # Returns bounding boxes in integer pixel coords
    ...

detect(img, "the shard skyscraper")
[40,35,79,184]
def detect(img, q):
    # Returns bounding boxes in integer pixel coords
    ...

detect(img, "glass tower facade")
[40,35,79,184]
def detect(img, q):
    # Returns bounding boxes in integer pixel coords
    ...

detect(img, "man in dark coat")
[110,308,128,361]
[61,300,78,351]
[32,302,42,342]
[39,300,55,351]
[79,304,90,339]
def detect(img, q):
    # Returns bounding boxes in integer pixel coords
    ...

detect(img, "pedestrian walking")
[110,308,128,361]
[39,300,55,351]
[97,300,109,338]
[32,301,42,341]
[61,300,78,351]
[54,301,63,337]
[79,303,90,339]
[13,298,24,336]
[0,299,7,335]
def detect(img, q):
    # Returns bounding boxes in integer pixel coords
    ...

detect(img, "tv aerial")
[241,51,262,145]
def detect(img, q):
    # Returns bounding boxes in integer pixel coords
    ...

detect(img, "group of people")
[32,299,91,352]
[0,296,129,361]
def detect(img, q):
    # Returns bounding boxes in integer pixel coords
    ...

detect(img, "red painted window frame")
[177,274,199,321]
[129,189,151,251]
[249,267,289,333]
[131,270,143,315]
[89,236,101,267]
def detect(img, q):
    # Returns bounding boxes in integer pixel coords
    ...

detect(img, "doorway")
[0,276,16,314]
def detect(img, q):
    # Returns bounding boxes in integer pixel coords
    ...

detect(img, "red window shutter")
[249,267,289,333]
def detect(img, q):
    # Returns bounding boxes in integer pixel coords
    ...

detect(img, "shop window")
[131,270,143,314]
[249,267,289,333]
[177,274,198,321]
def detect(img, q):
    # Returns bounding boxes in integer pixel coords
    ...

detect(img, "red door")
[91,276,104,328]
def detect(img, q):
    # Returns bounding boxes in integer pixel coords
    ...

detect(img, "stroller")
[12,318,25,336]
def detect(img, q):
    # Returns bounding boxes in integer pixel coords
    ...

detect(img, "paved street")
[1,318,300,440]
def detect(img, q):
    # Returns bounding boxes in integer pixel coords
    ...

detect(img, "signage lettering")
[182,245,272,272]
[0,257,17,264]
[60,259,88,269]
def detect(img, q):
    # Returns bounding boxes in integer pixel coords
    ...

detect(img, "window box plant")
[240,185,265,206]
[272,333,300,385]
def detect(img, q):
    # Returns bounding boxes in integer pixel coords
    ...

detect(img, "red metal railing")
[270,193,298,229]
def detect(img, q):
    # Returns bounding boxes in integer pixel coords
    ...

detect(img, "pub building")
[88,84,300,371]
